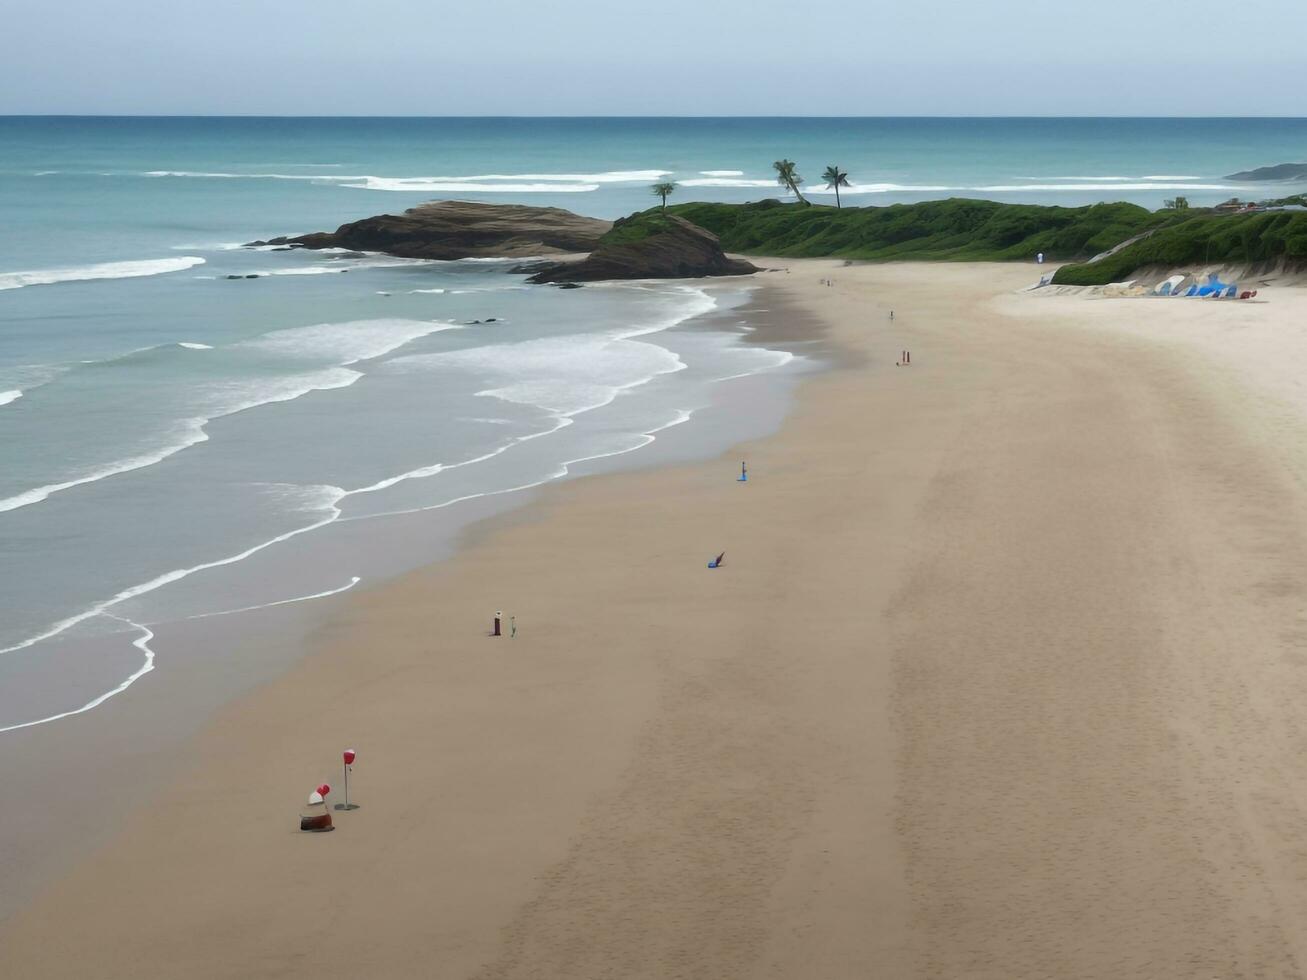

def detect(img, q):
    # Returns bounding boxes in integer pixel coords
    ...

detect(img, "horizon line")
[3,113,1307,121]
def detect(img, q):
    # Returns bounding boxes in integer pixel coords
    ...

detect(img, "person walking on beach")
[890,310,895,321]
[511,615,516,639]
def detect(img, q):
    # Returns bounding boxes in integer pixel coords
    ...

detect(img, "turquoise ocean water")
[1,116,1306,736]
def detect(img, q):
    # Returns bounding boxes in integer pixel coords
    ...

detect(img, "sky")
[2,0,1304,116]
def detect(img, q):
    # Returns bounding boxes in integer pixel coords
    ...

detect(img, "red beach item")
[317,783,330,798]
[337,750,361,811]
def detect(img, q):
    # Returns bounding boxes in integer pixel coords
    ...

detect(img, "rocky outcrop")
[248,200,612,260]
[524,214,758,284]
[1224,162,1307,182]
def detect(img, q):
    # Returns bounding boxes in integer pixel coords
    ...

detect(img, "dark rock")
[246,201,611,260]
[557,282,584,289]
[527,215,758,284]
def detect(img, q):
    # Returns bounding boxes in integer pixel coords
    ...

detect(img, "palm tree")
[652,181,676,212]
[822,165,850,208]
[773,159,808,205]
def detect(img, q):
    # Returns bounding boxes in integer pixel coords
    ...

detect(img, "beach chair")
[708,551,725,569]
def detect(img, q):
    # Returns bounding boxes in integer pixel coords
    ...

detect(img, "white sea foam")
[397,316,694,417]
[344,178,602,193]
[144,168,667,182]
[0,616,156,735]
[1025,174,1204,182]
[264,255,438,275]
[141,169,667,193]
[0,256,205,291]
[0,367,362,515]
[182,576,361,621]
[0,419,211,514]
[410,288,446,294]
[0,283,751,738]
[346,406,697,526]
[678,177,778,188]
[974,182,1236,192]
[241,318,459,365]
[806,182,954,195]
[1,320,448,515]
[0,488,349,660]
[713,349,796,382]
[0,572,359,734]
[0,390,22,407]
[265,266,348,276]
[178,342,213,350]
[700,170,745,177]
[144,170,351,180]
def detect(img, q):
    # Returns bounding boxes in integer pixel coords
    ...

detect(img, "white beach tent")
[1155,274,1186,296]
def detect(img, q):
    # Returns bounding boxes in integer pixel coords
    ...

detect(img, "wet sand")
[6,260,1307,978]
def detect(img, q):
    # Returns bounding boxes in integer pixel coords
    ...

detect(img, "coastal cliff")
[523,213,758,284]
[249,200,612,260]
[1224,162,1307,182]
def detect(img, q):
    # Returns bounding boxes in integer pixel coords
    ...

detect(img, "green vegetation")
[603,195,1307,285]
[651,181,676,211]
[772,160,807,205]
[596,211,678,247]
[1052,209,1307,285]
[1163,196,1190,210]
[664,198,1164,263]
[821,165,850,209]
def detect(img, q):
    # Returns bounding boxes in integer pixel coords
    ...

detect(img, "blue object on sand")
[738,461,748,482]
[708,551,725,568]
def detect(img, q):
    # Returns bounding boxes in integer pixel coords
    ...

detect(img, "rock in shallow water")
[247,200,612,260]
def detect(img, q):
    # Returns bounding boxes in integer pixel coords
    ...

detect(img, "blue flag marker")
[738,461,748,482]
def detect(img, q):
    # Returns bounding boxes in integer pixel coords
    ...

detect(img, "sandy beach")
[6,258,1307,978]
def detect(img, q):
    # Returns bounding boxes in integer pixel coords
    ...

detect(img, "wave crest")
[0,256,205,291]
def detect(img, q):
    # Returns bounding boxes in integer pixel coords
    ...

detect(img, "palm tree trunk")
[790,181,808,205]
[835,185,841,209]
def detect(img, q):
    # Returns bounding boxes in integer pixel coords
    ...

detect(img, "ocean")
[2,116,1306,738]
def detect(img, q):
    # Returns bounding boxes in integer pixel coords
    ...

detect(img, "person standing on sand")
[511,616,516,639]
[890,310,895,321]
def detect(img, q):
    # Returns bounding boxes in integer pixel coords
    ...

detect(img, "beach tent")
[1223,285,1239,298]
[1155,274,1186,296]
[1184,284,1200,297]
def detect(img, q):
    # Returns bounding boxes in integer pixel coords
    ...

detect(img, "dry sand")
[5,260,1307,978]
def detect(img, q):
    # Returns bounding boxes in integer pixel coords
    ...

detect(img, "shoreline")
[8,259,1307,976]
[0,275,817,924]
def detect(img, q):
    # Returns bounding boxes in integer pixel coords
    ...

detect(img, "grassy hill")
[1051,208,1307,285]
[632,198,1307,285]
[664,198,1164,263]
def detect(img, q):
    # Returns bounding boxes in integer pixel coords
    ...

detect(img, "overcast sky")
[2,0,1304,116]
